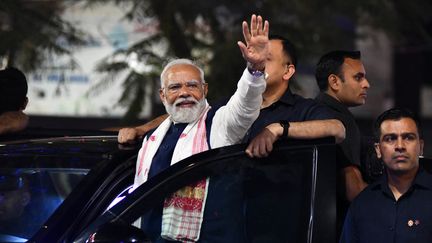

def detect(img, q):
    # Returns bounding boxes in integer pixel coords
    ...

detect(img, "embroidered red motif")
[163,179,206,210]
[150,135,156,141]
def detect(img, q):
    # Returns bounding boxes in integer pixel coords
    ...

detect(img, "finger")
[246,141,256,158]
[266,139,274,155]
[245,146,254,158]
[263,20,270,37]
[250,14,257,36]
[125,133,134,142]
[242,21,251,43]
[258,139,268,157]
[118,129,126,143]
[256,15,263,35]
[237,41,248,58]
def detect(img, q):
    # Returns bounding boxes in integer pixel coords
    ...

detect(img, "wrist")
[267,123,283,138]
[279,120,290,138]
[247,62,265,72]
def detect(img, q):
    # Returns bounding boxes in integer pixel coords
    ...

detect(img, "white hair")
[160,58,205,88]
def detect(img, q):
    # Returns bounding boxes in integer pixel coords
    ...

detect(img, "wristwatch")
[279,120,290,138]
[249,69,265,77]
[247,62,266,78]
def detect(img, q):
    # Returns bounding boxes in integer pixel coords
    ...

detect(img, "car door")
[75,138,337,243]
[0,136,139,243]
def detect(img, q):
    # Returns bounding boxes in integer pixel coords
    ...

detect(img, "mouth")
[359,93,367,99]
[175,100,196,108]
[392,154,409,162]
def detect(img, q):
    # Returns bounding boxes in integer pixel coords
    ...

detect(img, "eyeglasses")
[162,80,204,94]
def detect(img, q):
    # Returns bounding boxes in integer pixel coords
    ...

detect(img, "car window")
[0,136,131,243]
[77,140,337,243]
[0,168,89,241]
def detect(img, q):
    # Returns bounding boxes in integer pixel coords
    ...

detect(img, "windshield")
[0,168,89,242]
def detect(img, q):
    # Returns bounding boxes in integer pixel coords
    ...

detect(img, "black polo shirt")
[243,89,334,142]
[315,92,361,168]
[243,89,335,242]
[340,167,432,243]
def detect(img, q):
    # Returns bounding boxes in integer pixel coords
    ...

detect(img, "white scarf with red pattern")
[133,103,210,242]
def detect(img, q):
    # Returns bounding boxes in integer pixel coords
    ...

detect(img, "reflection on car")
[0,136,342,243]
[78,138,338,243]
[0,136,138,243]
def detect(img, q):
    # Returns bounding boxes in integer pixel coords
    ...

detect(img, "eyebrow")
[381,132,418,138]
[167,79,201,84]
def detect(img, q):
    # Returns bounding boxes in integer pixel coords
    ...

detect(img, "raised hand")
[237,14,269,71]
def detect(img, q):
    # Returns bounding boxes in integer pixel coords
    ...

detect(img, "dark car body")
[0,136,340,243]
[0,136,138,242]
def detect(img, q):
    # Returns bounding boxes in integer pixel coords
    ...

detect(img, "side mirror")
[86,221,151,243]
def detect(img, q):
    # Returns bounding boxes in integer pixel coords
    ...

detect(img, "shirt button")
[389,227,394,231]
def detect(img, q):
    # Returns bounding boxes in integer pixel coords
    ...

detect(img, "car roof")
[0,135,135,168]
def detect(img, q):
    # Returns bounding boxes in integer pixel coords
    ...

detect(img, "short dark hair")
[269,35,298,67]
[373,108,422,141]
[0,67,28,113]
[315,50,361,91]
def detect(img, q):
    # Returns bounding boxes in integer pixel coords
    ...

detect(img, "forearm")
[210,69,266,147]
[118,114,168,144]
[135,114,168,136]
[342,165,368,202]
[269,119,346,143]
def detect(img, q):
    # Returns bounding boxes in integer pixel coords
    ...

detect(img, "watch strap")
[279,120,290,138]
[247,62,265,77]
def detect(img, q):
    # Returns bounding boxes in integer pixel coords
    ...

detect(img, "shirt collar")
[276,88,296,106]
[412,167,432,190]
[315,92,352,115]
[371,166,432,193]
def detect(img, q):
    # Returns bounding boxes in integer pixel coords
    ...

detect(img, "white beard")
[164,96,207,123]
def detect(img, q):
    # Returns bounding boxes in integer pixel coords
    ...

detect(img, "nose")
[178,85,191,98]
[395,137,406,152]
[363,78,370,89]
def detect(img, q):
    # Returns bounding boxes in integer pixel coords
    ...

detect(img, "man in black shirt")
[243,36,345,158]
[340,108,432,243]
[314,51,370,238]
[315,51,369,201]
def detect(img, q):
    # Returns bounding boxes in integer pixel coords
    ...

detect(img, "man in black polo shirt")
[315,50,369,202]
[314,51,370,237]
[243,36,345,158]
[340,108,432,243]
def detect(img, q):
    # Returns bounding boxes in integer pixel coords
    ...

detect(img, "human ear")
[328,74,340,91]
[374,143,382,159]
[420,139,424,157]
[159,88,165,103]
[203,83,209,97]
[282,64,295,81]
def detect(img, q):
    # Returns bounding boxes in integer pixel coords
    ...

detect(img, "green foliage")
[0,0,86,71]
[88,0,432,121]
